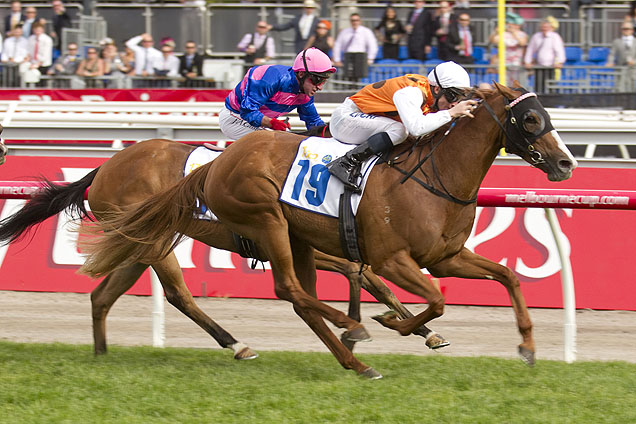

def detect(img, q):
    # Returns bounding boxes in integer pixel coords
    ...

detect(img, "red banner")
[1,157,635,311]
[0,89,230,102]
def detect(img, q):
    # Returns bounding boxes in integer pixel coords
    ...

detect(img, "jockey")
[327,61,478,192]
[220,47,336,140]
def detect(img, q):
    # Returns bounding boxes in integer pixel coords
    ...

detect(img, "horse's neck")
[413,97,505,201]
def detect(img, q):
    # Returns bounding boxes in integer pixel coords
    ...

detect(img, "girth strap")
[338,189,364,263]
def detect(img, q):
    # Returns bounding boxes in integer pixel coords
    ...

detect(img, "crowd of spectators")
[1,0,635,91]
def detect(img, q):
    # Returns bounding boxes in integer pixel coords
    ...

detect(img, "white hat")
[427,61,470,88]
[303,0,318,8]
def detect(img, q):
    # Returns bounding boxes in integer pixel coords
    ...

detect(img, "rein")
[386,119,477,206]
[386,88,551,206]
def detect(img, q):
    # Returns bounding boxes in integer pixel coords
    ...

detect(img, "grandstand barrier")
[1,177,635,362]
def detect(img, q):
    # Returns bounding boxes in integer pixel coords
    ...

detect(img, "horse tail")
[79,162,211,278]
[0,168,99,246]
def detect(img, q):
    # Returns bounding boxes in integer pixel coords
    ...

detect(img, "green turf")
[0,341,634,423]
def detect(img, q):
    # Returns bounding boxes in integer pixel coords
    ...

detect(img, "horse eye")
[522,110,545,135]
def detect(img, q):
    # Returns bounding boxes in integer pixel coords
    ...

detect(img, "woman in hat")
[304,19,334,57]
[488,12,528,83]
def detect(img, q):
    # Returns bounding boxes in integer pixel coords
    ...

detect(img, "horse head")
[490,81,577,182]
[0,125,7,165]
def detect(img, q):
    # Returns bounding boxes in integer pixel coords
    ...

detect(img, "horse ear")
[512,80,522,88]
[493,81,516,100]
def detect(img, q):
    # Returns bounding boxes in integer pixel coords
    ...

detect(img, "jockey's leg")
[326,132,393,192]
[218,107,260,140]
[327,98,407,192]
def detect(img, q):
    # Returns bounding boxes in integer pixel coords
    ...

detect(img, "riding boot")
[327,132,393,192]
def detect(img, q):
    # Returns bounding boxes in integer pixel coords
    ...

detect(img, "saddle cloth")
[184,146,223,220]
[279,137,379,218]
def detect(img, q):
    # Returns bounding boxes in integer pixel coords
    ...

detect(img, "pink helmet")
[292,48,336,74]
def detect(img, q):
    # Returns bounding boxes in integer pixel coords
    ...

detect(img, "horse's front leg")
[370,250,446,336]
[428,247,535,366]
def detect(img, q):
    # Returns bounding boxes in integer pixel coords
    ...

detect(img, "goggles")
[308,72,330,86]
[442,88,464,103]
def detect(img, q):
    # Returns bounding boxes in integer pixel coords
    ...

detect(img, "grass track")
[1,341,635,423]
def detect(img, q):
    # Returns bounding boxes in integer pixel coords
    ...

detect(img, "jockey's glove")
[270,118,291,131]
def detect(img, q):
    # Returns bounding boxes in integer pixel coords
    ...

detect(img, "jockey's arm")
[394,87,477,137]
[393,86,452,137]
[298,100,325,130]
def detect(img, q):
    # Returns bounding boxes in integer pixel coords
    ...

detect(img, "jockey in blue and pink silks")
[219,47,336,140]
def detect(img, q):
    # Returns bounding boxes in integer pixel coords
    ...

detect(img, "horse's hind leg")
[91,263,148,355]
[292,239,381,379]
[428,247,535,366]
[150,252,257,360]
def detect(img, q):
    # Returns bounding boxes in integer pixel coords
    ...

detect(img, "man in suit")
[267,0,318,54]
[4,1,25,36]
[432,0,458,61]
[406,0,432,61]
[178,40,204,87]
[447,13,475,64]
[607,23,636,90]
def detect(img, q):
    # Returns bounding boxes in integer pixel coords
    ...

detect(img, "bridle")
[481,88,553,166]
[386,87,554,206]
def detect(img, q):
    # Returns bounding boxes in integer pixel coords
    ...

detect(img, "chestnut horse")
[0,135,444,359]
[79,83,577,378]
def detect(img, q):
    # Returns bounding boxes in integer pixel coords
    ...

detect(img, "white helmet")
[427,61,471,89]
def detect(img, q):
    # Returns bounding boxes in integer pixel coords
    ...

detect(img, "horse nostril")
[558,159,573,171]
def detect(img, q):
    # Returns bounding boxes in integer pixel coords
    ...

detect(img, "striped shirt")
[225,65,323,129]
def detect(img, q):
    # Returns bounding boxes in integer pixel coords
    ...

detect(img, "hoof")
[518,345,535,367]
[340,333,356,352]
[360,367,383,380]
[342,326,372,343]
[371,310,399,327]
[425,332,450,350]
[234,346,259,360]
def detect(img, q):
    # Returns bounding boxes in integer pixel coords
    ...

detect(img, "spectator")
[1,25,28,63]
[375,6,406,60]
[22,7,43,38]
[49,0,71,54]
[118,46,136,76]
[237,21,275,68]
[178,40,204,86]
[76,47,105,83]
[220,47,335,140]
[27,21,53,76]
[152,41,180,81]
[99,38,118,75]
[488,12,528,83]
[432,1,458,61]
[4,1,25,36]
[448,12,474,64]
[333,13,378,68]
[126,33,162,77]
[304,20,334,57]
[524,16,565,93]
[406,0,433,61]
[326,61,476,192]
[268,0,319,54]
[47,41,80,75]
[606,22,636,90]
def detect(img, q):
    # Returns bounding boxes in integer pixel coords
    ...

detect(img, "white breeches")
[219,107,261,140]
[329,98,408,146]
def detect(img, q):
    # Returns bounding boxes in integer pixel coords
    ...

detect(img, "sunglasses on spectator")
[622,27,633,30]
[350,18,361,22]
[87,51,97,54]
[317,26,328,30]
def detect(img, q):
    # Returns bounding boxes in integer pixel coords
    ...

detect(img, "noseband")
[481,89,553,166]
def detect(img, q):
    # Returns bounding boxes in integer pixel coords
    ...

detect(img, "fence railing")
[2,100,636,160]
